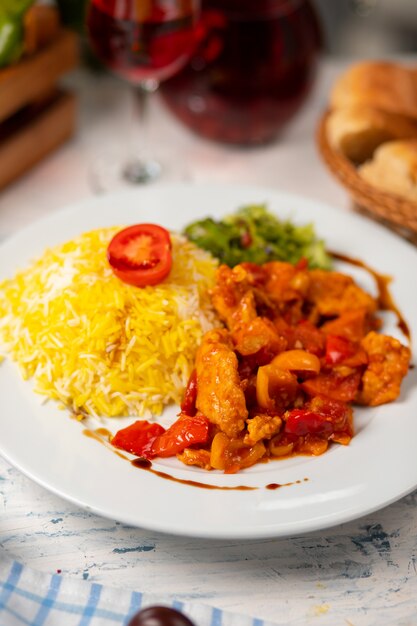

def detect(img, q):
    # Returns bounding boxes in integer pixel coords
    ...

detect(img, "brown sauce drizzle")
[132,458,256,490]
[132,458,309,491]
[330,251,410,341]
[266,477,309,490]
[83,427,129,461]
[82,428,309,491]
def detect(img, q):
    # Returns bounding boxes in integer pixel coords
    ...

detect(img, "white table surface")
[1,59,417,626]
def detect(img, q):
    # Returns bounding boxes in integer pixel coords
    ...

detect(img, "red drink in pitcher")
[161,0,321,144]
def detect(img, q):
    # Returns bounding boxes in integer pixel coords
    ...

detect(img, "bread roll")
[330,61,417,120]
[326,106,417,163]
[358,139,417,202]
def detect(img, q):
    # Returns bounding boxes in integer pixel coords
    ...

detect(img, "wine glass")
[87,0,201,186]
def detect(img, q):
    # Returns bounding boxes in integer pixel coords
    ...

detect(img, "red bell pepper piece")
[295,257,308,270]
[325,334,355,365]
[285,396,352,439]
[151,413,210,458]
[284,409,334,437]
[112,420,165,459]
[181,369,198,416]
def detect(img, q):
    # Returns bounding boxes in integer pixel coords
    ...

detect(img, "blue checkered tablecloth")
[0,555,276,626]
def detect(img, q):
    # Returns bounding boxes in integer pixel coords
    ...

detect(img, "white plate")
[0,183,416,539]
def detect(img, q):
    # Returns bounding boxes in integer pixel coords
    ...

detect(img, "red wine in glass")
[160,0,321,145]
[88,0,200,83]
[87,0,200,184]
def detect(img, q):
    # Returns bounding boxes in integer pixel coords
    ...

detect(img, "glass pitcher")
[160,0,322,145]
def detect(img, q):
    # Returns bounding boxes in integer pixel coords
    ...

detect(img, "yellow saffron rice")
[0,227,218,417]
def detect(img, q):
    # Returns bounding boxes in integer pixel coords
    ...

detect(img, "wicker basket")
[316,111,417,244]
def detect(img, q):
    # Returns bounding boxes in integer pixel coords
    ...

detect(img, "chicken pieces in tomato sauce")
[125,260,409,474]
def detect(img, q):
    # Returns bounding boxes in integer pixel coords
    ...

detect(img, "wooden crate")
[0,90,76,190]
[0,29,79,189]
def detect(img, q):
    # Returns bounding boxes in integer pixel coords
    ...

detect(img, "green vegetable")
[1,1,34,18]
[0,15,24,69]
[183,204,332,269]
[0,0,34,69]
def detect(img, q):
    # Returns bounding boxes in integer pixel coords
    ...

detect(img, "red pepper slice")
[151,413,210,458]
[112,420,165,459]
[285,396,352,439]
[295,257,308,271]
[181,370,198,417]
[325,334,355,365]
[285,409,334,437]
[240,230,252,249]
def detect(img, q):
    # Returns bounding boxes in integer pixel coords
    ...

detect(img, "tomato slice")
[151,413,210,458]
[107,224,172,287]
[112,420,165,459]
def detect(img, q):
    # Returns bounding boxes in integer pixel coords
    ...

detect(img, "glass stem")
[123,78,161,184]
[135,78,159,157]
